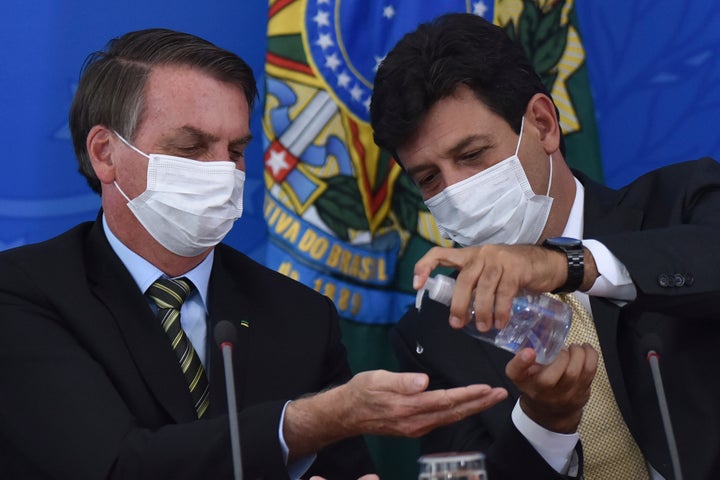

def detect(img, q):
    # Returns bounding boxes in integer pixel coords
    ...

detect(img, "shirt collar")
[102,214,213,311]
[560,177,585,239]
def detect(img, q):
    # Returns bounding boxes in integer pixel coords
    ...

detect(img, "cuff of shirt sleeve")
[279,401,317,479]
[583,239,637,301]
[511,400,578,474]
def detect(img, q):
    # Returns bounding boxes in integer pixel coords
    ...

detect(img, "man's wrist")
[279,401,317,477]
[579,246,599,291]
[541,237,584,293]
[283,385,350,461]
[518,396,582,434]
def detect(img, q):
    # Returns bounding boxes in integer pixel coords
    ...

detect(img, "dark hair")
[370,13,563,162]
[69,28,257,193]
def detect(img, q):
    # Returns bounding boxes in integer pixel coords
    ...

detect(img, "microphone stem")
[648,353,682,480]
[222,344,243,480]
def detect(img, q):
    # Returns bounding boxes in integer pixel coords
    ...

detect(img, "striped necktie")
[560,293,649,480]
[147,277,210,419]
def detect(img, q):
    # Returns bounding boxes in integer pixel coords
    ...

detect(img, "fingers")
[458,263,492,331]
[361,370,502,412]
[354,370,508,437]
[413,246,464,280]
[359,370,429,395]
[414,246,497,331]
[507,344,599,401]
[509,344,599,432]
[506,347,549,381]
[413,245,537,333]
[572,343,599,393]
[552,344,598,395]
[414,244,574,329]
[286,371,506,459]
[389,384,508,437]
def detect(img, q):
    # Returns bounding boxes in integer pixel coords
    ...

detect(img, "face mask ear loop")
[546,154,553,196]
[112,130,150,159]
[111,130,148,203]
[113,181,132,203]
[514,116,525,156]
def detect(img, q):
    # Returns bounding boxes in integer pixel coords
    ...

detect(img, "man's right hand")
[283,370,508,460]
[412,244,599,333]
[505,346,598,433]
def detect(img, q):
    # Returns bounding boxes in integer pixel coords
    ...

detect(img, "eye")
[229,149,246,162]
[416,172,435,186]
[174,145,203,156]
[457,148,486,164]
[414,170,442,196]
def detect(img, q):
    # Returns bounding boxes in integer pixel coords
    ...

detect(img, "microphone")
[214,320,243,480]
[641,333,682,480]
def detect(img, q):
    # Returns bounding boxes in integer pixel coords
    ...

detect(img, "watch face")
[548,237,582,248]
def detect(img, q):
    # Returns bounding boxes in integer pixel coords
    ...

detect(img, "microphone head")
[214,320,238,347]
[640,332,663,355]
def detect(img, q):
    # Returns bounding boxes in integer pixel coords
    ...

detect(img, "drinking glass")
[418,452,487,480]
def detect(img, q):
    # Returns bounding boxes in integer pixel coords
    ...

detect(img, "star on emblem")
[350,84,364,102]
[313,10,330,27]
[363,97,371,112]
[325,53,342,71]
[337,72,351,88]
[266,148,291,176]
[316,33,334,50]
[473,1,488,16]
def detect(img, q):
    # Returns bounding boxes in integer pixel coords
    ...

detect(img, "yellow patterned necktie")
[147,277,210,419]
[559,293,649,480]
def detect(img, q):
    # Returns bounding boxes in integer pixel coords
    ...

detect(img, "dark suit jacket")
[0,216,374,479]
[392,158,720,479]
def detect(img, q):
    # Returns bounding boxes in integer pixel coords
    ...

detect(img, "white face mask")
[424,118,553,246]
[113,132,245,257]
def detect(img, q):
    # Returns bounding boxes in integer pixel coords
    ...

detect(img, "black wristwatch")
[542,237,584,294]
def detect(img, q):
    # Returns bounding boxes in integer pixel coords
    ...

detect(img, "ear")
[525,93,561,154]
[87,125,118,184]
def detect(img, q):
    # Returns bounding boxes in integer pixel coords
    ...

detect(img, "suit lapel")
[579,175,646,435]
[205,247,252,418]
[85,218,198,423]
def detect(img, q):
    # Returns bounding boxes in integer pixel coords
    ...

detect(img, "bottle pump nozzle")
[415,275,456,311]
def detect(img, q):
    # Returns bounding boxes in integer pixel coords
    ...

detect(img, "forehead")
[397,86,511,169]
[136,65,250,139]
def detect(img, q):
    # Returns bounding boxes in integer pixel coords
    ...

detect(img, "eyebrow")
[447,133,493,156]
[167,125,253,148]
[405,133,493,178]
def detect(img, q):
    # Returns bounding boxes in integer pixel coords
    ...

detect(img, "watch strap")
[542,237,584,294]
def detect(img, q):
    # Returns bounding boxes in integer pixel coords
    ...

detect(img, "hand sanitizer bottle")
[416,274,572,364]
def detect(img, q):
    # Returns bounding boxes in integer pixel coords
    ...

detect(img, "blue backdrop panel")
[576,0,720,188]
[0,0,268,257]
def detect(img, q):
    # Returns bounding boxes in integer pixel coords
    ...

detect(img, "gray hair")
[69,28,257,193]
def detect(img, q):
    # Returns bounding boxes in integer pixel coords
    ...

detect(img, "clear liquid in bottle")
[416,274,572,364]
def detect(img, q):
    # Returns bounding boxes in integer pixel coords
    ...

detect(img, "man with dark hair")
[371,13,720,480]
[0,28,509,479]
